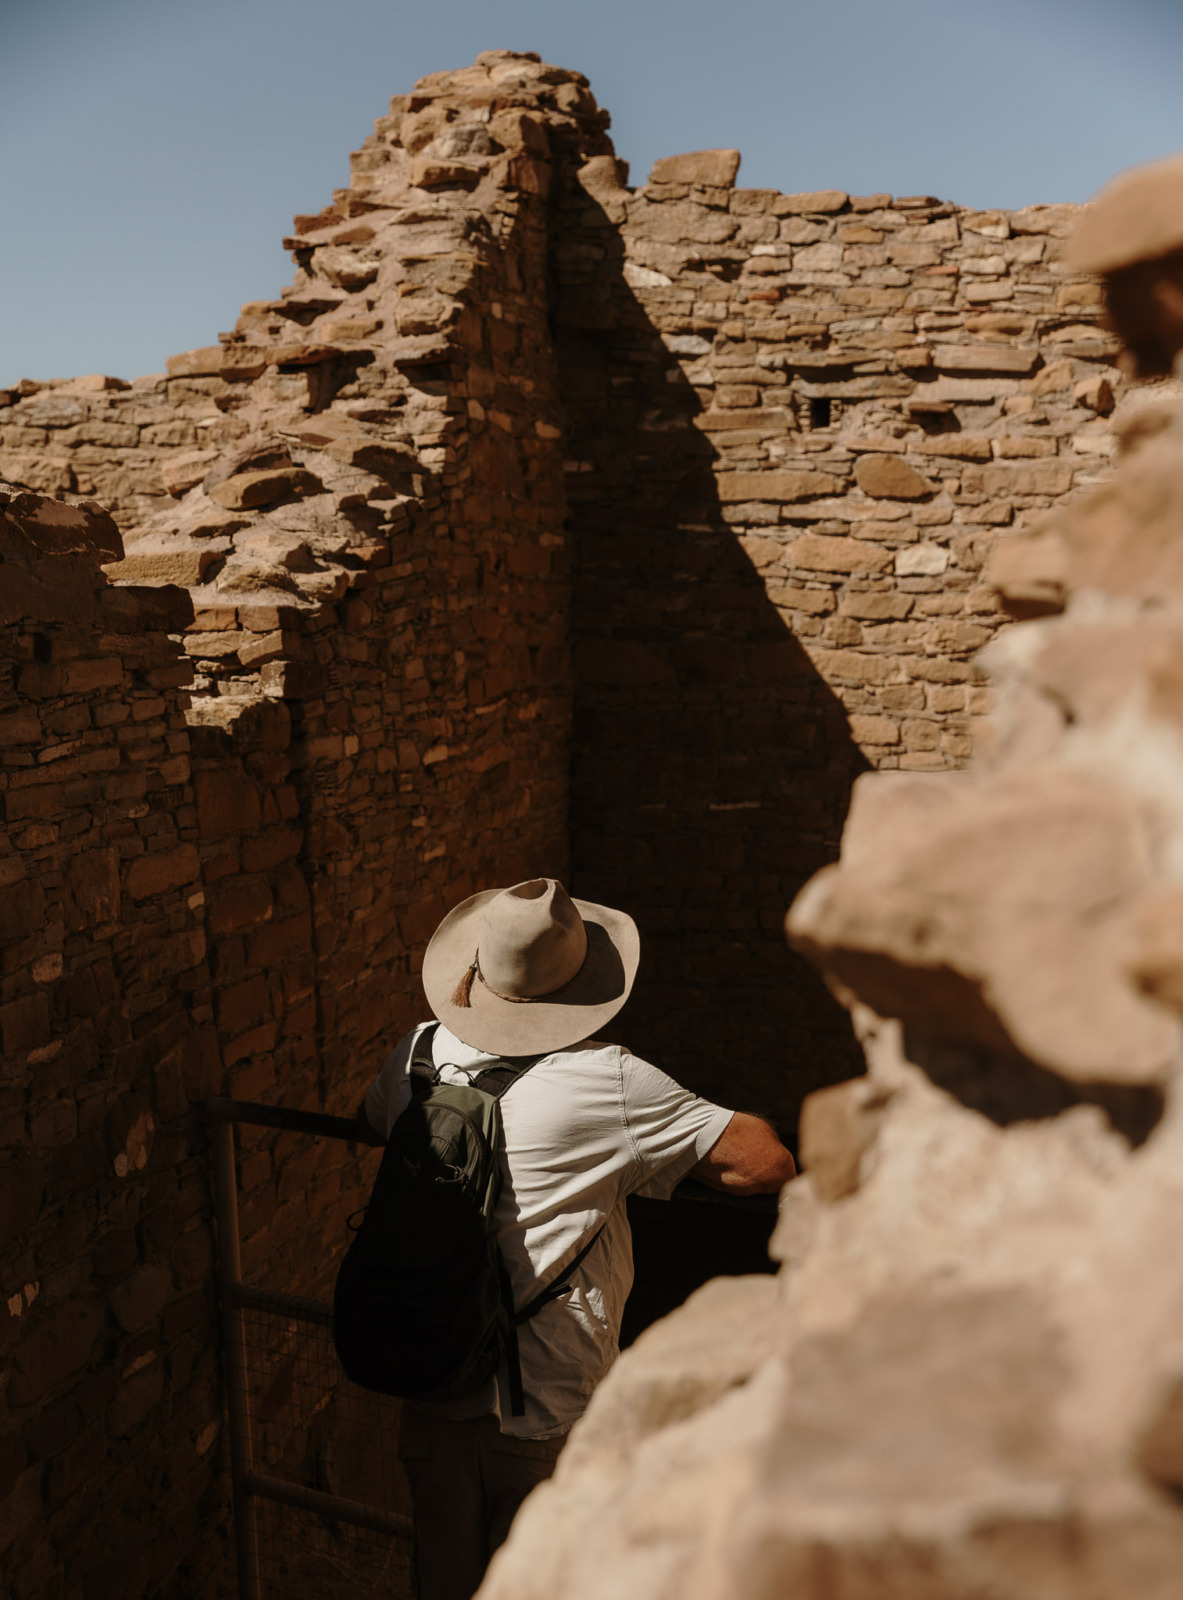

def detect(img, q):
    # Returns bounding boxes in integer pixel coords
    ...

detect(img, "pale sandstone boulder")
[483,1044,1183,1600]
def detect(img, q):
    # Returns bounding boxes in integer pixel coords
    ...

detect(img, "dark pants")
[398,1407,565,1600]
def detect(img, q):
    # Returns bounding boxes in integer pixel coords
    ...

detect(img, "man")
[356,878,796,1600]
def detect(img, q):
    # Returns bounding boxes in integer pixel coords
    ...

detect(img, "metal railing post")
[211,1113,261,1600]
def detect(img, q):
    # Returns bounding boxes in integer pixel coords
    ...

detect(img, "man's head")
[1065,153,1183,379]
[422,878,640,1056]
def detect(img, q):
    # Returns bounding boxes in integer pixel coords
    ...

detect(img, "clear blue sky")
[2,0,1181,386]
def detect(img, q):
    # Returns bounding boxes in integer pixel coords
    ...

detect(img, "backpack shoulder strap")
[408,1022,441,1094]
[410,1024,541,1100]
[470,1052,544,1099]
[502,1224,606,1417]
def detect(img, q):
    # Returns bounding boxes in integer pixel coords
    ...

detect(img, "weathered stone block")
[123,844,200,900]
[789,533,892,575]
[107,1266,172,1334]
[855,455,935,500]
[7,1298,104,1407]
[648,150,741,188]
[194,769,262,838]
[717,470,839,503]
[208,467,321,510]
[0,1154,44,1251]
[107,1363,164,1438]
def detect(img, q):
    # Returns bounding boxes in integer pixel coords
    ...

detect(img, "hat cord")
[451,957,479,1008]
[450,947,588,1008]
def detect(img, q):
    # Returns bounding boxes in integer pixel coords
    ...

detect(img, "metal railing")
[207,1099,413,1600]
[206,1096,777,1599]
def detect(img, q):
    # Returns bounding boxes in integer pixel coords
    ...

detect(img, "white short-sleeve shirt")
[363,1021,733,1438]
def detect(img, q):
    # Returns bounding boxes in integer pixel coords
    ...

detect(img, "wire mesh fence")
[239,1305,412,1600]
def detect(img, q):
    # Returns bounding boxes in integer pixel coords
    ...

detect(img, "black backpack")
[332,1023,602,1415]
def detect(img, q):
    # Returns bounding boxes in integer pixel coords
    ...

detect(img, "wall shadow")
[905,1029,1166,1150]
[554,189,868,1155]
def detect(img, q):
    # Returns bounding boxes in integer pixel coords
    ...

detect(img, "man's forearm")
[692,1111,797,1194]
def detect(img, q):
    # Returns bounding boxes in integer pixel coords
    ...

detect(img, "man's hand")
[692,1112,796,1195]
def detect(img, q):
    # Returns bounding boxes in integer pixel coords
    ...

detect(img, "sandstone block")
[160,450,219,496]
[66,849,120,928]
[107,1363,164,1438]
[776,190,848,214]
[914,436,993,462]
[311,245,382,288]
[848,713,900,746]
[165,347,225,378]
[934,344,1040,374]
[961,462,1074,498]
[108,1265,172,1333]
[648,150,741,188]
[104,547,220,587]
[207,878,273,935]
[408,157,483,191]
[896,542,949,576]
[217,975,272,1036]
[7,1297,104,1407]
[995,435,1058,458]
[717,470,839,503]
[577,156,630,203]
[194,769,262,837]
[1075,374,1115,415]
[0,876,46,942]
[0,994,50,1052]
[789,533,892,575]
[855,455,934,500]
[209,468,321,510]
[124,843,200,900]
[324,436,416,482]
[0,1154,44,1251]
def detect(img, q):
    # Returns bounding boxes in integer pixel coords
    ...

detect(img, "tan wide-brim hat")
[422,878,640,1057]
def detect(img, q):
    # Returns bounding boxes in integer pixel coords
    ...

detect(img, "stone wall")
[0,102,1120,1139]
[0,50,1135,1598]
[0,483,230,1596]
[474,183,1183,1600]
[553,149,1120,1121]
[1,54,610,1599]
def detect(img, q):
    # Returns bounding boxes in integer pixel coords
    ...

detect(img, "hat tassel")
[451,957,478,1008]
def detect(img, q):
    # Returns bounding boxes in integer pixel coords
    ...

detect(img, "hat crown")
[477,879,588,1000]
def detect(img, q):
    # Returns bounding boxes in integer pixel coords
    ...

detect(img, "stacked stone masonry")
[0,50,1136,1600]
[0,484,230,1596]
[475,157,1183,1600]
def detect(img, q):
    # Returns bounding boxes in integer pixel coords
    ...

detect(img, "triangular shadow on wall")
[554,187,869,1151]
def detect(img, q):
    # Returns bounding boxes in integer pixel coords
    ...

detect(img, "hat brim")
[421,889,640,1056]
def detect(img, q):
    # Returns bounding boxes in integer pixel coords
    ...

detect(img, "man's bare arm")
[354,1103,386,1146]
[691,1112,796,1195]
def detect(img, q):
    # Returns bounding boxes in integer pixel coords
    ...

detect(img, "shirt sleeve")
[362,1024,426,1139]
[620,1050,734,1201]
